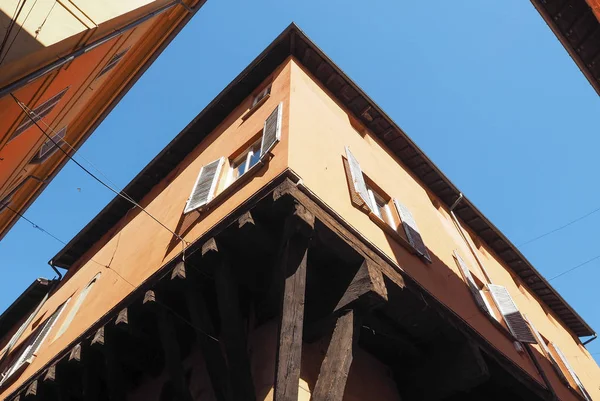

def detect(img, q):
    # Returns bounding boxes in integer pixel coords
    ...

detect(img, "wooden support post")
[144,290,194,401]
[103,325,127,401]
[213,251,256,401]
[312,310,361,401]
[82,335,103,401]
[171,261,233,401]
[274,204,314,401]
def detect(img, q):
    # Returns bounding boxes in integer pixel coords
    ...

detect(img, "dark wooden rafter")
[5,177,552,401]
[143,290,194,401]
[203,239,256,401]
[170,261,232,401]
[272,201,314,401]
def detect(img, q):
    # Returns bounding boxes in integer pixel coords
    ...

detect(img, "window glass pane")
[248,149,261,169]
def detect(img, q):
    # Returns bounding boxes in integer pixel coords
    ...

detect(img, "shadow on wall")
[0,8,44,69]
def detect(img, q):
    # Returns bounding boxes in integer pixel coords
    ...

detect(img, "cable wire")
[518,205,600,247]
[4,205,218,343]
[0,0,25,62]
[0,0,38,65]
[10,93,189,254]
[548,254,600,282]
[6,205,65,245]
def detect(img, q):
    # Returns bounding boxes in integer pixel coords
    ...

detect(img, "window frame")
[53,274,101,342]
[365,183,395,229]
[227,140,261,187]
[251,84,272,108]
[0,300,69,387]
[30,127,66,164]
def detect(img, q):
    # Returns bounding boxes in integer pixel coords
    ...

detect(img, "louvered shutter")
[184,157,225,214]
[394,199,431,262]
[528,320,571,385]
[344,147,371,210]
[260,102,282,158]
[553,344,592,400]
[488,284,536,343]
[0,302,67,385]
[453,251,490,313]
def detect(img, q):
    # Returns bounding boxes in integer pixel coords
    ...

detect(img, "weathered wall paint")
[287,57,599,401]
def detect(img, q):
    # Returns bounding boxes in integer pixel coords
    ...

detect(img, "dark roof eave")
[531,0,600,96]
[0,278,53,341]
[50,23,595,338]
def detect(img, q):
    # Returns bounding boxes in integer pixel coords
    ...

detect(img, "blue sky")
[2,0,600,363]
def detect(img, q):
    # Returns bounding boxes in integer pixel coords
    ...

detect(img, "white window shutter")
[553,343,592,400]
[260,102,282,158]
[0,302,68,385]
[344,146,371,210]
[528,319,571,386]
[184,157,225,214]
[453,251,490,314]
[394,199,431,262]
[488,284,536,344]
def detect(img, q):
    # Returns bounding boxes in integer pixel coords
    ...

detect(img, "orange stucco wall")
[1,55,598,400]
[287,57,599,401]
[0,57,292,399]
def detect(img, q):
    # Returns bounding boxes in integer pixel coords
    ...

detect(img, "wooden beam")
[274,205,314,401]
[103,325,127,401]
[24,380,38,400]
[237,211,276,253]
[145,290,194,401]
[312,310,361,401]
[335,259,388,312]
[214,252,256,401]
[177,262,232,401]
[81,341,102,401]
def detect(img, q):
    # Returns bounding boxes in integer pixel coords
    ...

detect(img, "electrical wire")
[0,0,38,65]
[548,254,600,282]
[0,0,25,62]
[10,93,190,256]
[6,205,65,245]
[518,205,600,247]
[4,205,219,343]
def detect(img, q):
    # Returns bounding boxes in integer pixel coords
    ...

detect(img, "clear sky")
[1,0,600,366]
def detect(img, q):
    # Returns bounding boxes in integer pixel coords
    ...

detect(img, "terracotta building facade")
[0,0,205,240]
[0,24,597,401]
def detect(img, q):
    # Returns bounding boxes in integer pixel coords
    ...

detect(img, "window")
[30,127,66,164]
[96,48,129,80]
[366,184,394,229]
[0,301,69,386]
[453,251,497,318]
[527,319,592,400]
[228,141,261,186]
[53,274,100,341]
[344,146,431,262]
[252,85,271,108]
[183,103,282,214]
[11,88,69,141]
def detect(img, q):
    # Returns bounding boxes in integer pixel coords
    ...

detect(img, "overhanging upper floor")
[50,23,594,339]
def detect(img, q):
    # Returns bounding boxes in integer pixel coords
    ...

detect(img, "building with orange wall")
[0,23,598,401]
[532,0,600,95]
[0,0,206,241]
